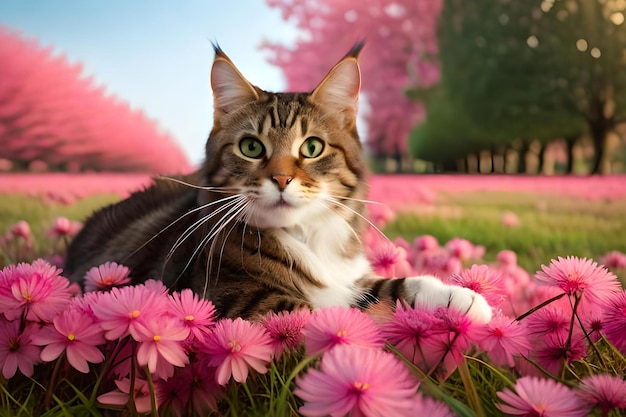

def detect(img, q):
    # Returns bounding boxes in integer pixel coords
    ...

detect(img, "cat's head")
[201,44,368,230]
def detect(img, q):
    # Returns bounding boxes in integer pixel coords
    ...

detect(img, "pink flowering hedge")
[1,214,626,416]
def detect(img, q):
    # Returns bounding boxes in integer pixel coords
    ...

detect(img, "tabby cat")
[64,44,492,323]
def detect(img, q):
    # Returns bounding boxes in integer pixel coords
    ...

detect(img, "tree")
[0,27,191,173]
[413,0,625,174]
[263,0,441,162]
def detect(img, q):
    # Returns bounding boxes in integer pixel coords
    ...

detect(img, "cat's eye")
[300,137,325,158]
[239,137,265,159]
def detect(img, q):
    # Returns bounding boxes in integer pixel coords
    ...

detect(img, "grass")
[0,194,119,266]
[1,188,626,416]
[1,190,625,273]
[383,190,626,272]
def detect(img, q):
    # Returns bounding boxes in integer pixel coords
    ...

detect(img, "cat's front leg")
[403,275,492,323]
[357,275,493,323]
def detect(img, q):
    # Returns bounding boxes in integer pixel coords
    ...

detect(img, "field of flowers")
[0,173,625,416]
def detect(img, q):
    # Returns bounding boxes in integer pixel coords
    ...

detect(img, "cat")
[64,43,492,324]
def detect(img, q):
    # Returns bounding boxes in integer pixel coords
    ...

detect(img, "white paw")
[405,275,493,324]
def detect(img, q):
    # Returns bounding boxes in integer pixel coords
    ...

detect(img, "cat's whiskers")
[164,195,244,266]
[156,175,241,194]
[318,200,362,243]
[174,197,249,293]
[122,193,242,264]
[325,193,390,209]
[324,196,391,244]
[200,200,252,297]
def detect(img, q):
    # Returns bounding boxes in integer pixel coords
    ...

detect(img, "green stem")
[276,355,318,407]
[464,356,516,389]
[457,358,484,417]
[144,368,160,417]
[514,292,566,322]
[44,352,65,410]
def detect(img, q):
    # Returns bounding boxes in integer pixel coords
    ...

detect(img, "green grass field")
[1,190,625,274]
[383,190,626,272]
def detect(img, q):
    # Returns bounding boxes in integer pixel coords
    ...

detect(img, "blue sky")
[0,1,300,165]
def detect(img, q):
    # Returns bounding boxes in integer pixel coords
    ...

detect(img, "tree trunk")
[589,124,608,175]
[393,152,403,173]
[442,159,457,172]
[537,142,546,174]
[517,140,530,174]
[564,136,577,174]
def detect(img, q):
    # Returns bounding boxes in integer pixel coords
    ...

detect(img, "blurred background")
[2,0,626,175]
[0,0,624,294]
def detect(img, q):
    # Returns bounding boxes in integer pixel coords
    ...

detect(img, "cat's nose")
[272,175,293,191]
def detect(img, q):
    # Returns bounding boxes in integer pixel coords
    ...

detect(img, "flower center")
[352,381,370,392]
[67,333,75,341]
[8,337,19,351]
[129,310,141,319]
[228,340,241,352]
[336,330,348,338]
[153,335,161,342]
[562,273,584,294]
[493,328,504,337]
[185,315,195,322]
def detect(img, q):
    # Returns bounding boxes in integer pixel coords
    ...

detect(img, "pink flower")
[422,305,479,379]
[366,237,413,278]
[474,315,531,367]
[414,235,439,251]
[202,318,273,385]
[154,369,191,417]
[600,250,626,269]
[412,393,454,417]
[379,301,439,370]
[31,308,105,373]
[577,374,626,412]
[83,262,132,292]
[169,289,216,344]
[0,259,72,322]
[91,284,169,340]
[156,362,221,417]
[0,318,40,379]
[261,309,310,358]
[525,305,570,339]
[447,264,506,307]
[133,316,190,379]
[601,290,626,353]
[533,332,587,376]
[303,306,383,356]
[496,376,591,417]
[48,217,82,238]
[501,211,520,227]
[497,250,518,267]
[10,220,31,240]
[445,237,475,260]
[97,377,154,414]
[295,345,418,417]
[535,256,620,307]
[367,203,395,228]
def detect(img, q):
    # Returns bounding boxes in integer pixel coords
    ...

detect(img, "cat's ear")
[310,42,364,127]
[211,45,261,115]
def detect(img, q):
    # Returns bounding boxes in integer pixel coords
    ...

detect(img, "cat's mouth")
[274,197,293,208]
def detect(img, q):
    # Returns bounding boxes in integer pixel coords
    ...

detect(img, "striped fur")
[64,44,492,323]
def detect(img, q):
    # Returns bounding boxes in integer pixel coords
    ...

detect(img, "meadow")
[2,173,623,272]
[1,173,626,416]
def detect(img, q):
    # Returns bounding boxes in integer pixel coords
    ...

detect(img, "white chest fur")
[273,213,372,309]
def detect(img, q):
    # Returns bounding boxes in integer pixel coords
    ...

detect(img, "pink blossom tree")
[0,27,191,173]
[263,0,441,162]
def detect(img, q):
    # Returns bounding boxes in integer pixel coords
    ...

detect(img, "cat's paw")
[405,275,492,324]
